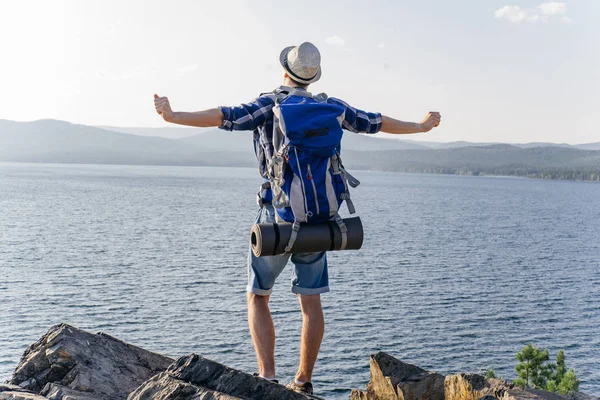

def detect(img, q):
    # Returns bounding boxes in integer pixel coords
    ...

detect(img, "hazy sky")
[1,0,597,143]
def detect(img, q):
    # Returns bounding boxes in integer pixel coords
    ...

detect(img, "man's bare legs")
[247,292,325,383]
[295,293,324,383]
[247,292,276,378]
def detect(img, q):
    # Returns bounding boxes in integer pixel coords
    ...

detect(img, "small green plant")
[556,369,580,394]
[514,345,579,394]
[551,350,579,394]
[486,369,497,379]
[515,344,552,388]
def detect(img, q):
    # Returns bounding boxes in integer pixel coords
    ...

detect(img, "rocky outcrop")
[351,353,598,400]
[6,325,599,400]
[129,354,318,400]
[8,324,173,400]
[7,325,320,400]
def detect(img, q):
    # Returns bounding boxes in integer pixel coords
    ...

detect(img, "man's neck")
[282,78,309,90]
[279,84,307,91]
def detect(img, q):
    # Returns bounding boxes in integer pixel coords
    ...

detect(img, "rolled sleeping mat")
[251,217,363,257]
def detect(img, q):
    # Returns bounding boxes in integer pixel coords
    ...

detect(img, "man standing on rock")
[154,42,441,395]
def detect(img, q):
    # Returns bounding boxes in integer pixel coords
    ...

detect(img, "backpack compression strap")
[332,213,348,250]
[284,220,301,253]
[283,215,348,253]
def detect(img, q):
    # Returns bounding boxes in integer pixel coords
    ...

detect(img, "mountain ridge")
[1,119,599,181]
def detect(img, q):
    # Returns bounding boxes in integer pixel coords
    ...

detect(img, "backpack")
[265,89,361,252]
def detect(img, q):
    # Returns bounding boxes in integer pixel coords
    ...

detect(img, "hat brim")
[279,46,321,85]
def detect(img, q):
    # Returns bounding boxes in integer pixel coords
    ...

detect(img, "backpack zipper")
[306,164,320,216]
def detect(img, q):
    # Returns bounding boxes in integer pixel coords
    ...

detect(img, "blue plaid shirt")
[218,86,382,203]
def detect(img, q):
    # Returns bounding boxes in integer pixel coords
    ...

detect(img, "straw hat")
[279,42,322,84]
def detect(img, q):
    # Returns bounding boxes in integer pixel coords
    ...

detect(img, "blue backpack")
[266,90,360,252]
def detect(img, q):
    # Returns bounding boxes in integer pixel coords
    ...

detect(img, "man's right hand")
[154,94,174,122]
[420,111,442,132]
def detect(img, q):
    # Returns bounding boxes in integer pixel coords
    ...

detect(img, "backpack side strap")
[340,166,360,188]
[257,181,271,207]
[331,154,359,215]
[339,193,356,214]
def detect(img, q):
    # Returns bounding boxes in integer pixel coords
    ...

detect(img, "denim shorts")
[247,206,329,296]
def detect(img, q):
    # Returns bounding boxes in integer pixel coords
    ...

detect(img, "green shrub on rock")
[514,345,579,394]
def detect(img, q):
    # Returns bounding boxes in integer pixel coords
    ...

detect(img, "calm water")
[1,163,599,399]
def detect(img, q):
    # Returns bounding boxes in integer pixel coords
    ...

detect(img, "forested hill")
[1,119,599,181]
[342,145,600,181]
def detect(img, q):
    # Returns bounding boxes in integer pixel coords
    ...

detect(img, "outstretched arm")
[154,94,223,127]
[380,112,441,134]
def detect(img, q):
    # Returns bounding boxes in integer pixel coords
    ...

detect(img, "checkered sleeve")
[218,96,275,131]
[328,97,382,134]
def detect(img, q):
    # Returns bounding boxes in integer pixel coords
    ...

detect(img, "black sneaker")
[253,372,279,384]
[286,380,313,395]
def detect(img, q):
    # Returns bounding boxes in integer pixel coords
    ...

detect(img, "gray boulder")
[9,323,173,399]
[0,384,48,400]
[0,383,47,400]
[128,354,320,400]
[40,383,103,400]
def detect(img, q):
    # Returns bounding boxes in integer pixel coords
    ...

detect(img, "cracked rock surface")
[128,353,320,400]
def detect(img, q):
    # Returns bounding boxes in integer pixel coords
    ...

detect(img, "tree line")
[377,166,600,182]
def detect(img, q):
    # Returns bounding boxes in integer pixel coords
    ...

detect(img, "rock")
[0,385,34,393]
[9,324,599,400]
[9,323,173,399]
[128,353,319,400]
[443,373,599,400]
[503,388,566,400]
[567,393,600,400]
[0,393,49,400]
[444,374,515,400]
[350,389,369,400]
[127,372,244,400]
[0,384,48,400]
[354,352,445,400]
[40,383,104,400]
[502,388,597,400]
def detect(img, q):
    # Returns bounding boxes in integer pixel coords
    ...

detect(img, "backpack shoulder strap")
[259,89,282,104]
[313,92,329,102]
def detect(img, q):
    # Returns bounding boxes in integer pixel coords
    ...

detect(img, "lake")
[1,163,598,399]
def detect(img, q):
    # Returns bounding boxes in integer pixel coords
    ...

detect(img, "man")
[154,42,441,395]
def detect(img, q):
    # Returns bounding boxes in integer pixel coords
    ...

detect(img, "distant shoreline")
[2,160,598,183]
[2,119,599,183]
